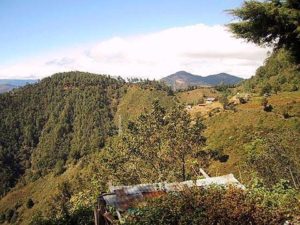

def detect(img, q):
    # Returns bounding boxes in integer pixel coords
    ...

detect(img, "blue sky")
[0,0,243,63]
[0,0,268,79]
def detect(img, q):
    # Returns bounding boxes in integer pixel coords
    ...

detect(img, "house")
[94,171,244,225]
[205,97,216,104]
[185,105,192,110]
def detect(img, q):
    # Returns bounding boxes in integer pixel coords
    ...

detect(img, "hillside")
[114,85,176,125]
[0,72,299,224]
[0,74,178,224]
[161,71,243,90]
[0,72,125,197]
[239,50,300,95]
[205,92,300,185]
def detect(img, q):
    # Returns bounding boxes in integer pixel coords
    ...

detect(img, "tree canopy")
[228,0,300,62]
[101,100,226,185]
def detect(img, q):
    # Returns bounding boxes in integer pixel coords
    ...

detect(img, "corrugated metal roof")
[102,174,244,211]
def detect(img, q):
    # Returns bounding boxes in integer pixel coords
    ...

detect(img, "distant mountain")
[0,84,17,93]
[0,79,37,93]
[161,71,243,89]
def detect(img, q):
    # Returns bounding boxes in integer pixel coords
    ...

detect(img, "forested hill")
[239,49,300,95]
[0,72,127,196]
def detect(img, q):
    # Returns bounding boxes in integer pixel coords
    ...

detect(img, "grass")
[204,91,300,184]
[1,89,299,224]
[176,87,219,105]
[114,84,176,124]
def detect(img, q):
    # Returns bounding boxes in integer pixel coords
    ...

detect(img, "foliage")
[29,208,94,225]
[240,49,300,94]
[219,94,229,109]
[26,198,34,209]
[54,160,66,176]
[205,91,300,186]
[100,100,226,185]
[0,71,125,195]
[28,181,94,225]
[123,185,299,225]
[228,0,300,62]
[228,1,300,94]
[215,84,235,94]
[244,133,300,186]
[261,97,273,112]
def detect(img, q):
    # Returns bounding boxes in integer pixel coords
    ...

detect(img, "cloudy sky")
[0,0,268,79]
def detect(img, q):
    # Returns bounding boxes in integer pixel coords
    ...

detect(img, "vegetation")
[228,0,300,62]
[0,71,125,196]
[100,100,226,185]
[205,91,300,186]
[240,49,300,94]
[229,0,300,94]
[124,183,299,225]
[0,1,300,224]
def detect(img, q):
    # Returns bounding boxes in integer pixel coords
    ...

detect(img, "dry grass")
[114,85,176,125]
[204,91,300,183]
[176,87,219,105]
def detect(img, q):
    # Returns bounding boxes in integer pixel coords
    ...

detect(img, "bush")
[282,111,291,119]
[261,97,273,112]
[26,198,35,209]
[238,97,247,104]
[54,160,66,176]
[5,209,15,223]
[29,207,94,225]
[264,104,273,112]
[123,186,299,225]
[0,213,5,224]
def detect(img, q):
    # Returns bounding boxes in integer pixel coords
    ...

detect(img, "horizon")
[0,1,268,79]
[0,70,245,81]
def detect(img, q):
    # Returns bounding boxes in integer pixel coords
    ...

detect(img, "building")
[205,97,216,104]
[94,172,244,225]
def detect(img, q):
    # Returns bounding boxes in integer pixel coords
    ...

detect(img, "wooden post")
[199,168,210,178]
[94,195,112,225]
[289,167,298,189]
[94,206,100,225]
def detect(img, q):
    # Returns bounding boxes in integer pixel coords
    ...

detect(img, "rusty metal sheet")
[102,174,244,211]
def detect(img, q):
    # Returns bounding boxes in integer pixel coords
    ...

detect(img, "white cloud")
[0,24,269,79]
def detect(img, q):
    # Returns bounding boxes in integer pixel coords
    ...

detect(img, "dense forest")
[0,72,126,196]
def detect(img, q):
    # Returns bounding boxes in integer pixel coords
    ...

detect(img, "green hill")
[205,91,300,185]
[0,72,125,196]
[0,71,300,224]
[240,49,300,95]
[114,84,176,125]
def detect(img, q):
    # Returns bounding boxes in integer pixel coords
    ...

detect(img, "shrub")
[54,160,66,176]
[264,104,273,112]
[0,213,5,224]
[238,97,247,104]
[123,186,299,225]
[5,209,15,223]
[282,111,291,119]
[26,198,35,209]
[261,97,273,112]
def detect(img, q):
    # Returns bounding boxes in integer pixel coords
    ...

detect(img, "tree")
[261,97,273,112]
[228,0,300,62]
[102,100,225,184]
[26,198,34,209]
[219,94,229,109]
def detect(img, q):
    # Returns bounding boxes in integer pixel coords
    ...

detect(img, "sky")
[0,0,268,79]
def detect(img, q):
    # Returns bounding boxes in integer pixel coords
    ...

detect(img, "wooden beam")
[199,168,210,178]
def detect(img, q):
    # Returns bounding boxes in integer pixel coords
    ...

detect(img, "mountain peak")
[161,71,243,89]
